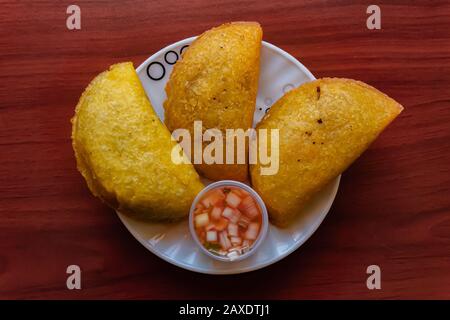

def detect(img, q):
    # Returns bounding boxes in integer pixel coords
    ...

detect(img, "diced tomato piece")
[225,191,242,208]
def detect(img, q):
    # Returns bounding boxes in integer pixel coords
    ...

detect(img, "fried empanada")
[72,62,204,221]
[164,22,262,181]
[250,78,403,227]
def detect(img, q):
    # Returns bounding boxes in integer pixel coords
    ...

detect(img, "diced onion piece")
[227,250,239,261]
[246,206,259,219]
[230,236,242,245]
[245,222,260,240]
[239,196,259,218]
[238,215,250,229]
[222,207,236,221]
[233,208,242,220]
[195,213,209,228]
[225,191,242,208]
[230,209,242,223]
[201,190,224,208]
[223,208,241,224]
[228,223,238,237]
[211,206,222,220]
[214,217,228,231]
[206,230,218,242]
[239,196,253,210]
[231,188,246,197]
[219,231,231,250]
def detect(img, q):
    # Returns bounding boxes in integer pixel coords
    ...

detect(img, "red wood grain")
[1,0,449,299]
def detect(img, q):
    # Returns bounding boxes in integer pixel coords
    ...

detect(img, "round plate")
[117,37,341,274]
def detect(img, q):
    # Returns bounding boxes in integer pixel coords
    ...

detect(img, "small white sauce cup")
[189,180,269,262]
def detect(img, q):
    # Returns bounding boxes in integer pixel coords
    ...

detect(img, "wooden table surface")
[1,0,449,299]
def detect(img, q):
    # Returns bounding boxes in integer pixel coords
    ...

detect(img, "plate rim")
[135,37,316,81]
[120,37,341,274]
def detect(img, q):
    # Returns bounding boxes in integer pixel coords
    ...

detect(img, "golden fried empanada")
[164,22,262,181]
[250,78,403,227]
[72,62,204,221]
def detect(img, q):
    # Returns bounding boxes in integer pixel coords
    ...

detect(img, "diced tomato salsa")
[193,186,263,259]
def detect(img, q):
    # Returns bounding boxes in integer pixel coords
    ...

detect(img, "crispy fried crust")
[72,62,204,221]
[164,22,262,181]
[250,78,403,227]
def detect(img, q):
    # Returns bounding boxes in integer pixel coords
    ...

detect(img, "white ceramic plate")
[117,37,341,274]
